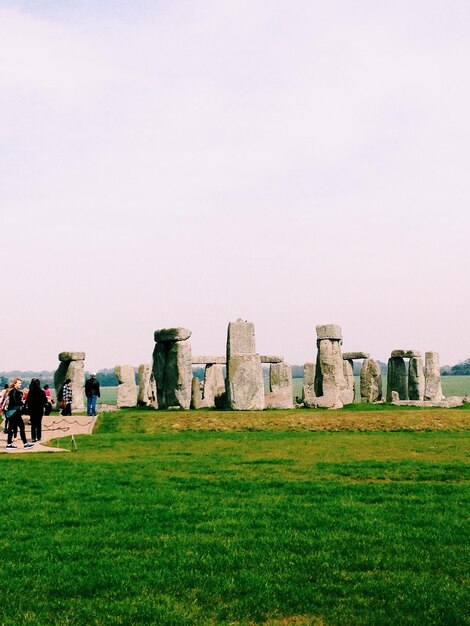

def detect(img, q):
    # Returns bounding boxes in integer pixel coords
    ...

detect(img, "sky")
[1,0,469,373]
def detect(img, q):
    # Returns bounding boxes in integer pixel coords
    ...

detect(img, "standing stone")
[190,376,204,409]
[115,365,137,408]
[54,351,85,412]
[314,325,346,408]
[408,356,425,401]
[152,328,192,409]
[360,358,382,402]
[424,352,444,402]
[342,359,355,405]
[226,319,264,410]
[137,363,157,408]
[203,364,226,408]
[386,357,408,401]
[302,362,316,405]
[265,362,293,409]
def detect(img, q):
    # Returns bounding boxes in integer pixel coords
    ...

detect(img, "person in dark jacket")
[85,373,100,417]
[27,378,47,442]
[5,378,34,450]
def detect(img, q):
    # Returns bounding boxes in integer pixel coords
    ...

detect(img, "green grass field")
[0,409,468,625]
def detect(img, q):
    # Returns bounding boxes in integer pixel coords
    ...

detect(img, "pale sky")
[1,0,469,372]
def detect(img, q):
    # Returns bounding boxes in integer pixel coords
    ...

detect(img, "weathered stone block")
[342,352,370,360]
[137,363,157,407]
[58,351,86,362]
[154,328,191,343]
[260,355,284,364]
[227,319,256,357]
[391,350,422,358]
[424,352,444,402]
[202,363,226,408]
[408,356,425,401]
[190,376,204,409]
[152,338,192,409]
[341,359,355,405]
[192,356,226,365]
[360,358,382,402]
[266,362,293,409]
[54,354,85,412]
[115,364,137,408]
[387,357,408,401]
[302,362,316,404]
[316,324,342,341]
[226,354,264,410]
[315,339,346,399]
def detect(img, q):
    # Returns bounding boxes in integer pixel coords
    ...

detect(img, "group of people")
[0,373,101,451]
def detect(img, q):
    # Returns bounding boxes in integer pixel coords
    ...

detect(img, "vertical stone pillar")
[137,363,157,407]
[152,328,192,409]
[190,376,203,409]
[408,356,425,401]
[360,358,382,402]
[115,365,137,408]
[386,357,408,401]
[424,352,444,401]
[314,324,346,408]
[54,351,85,412]
[265,362,293,409]
[226,319,264,410]
[203,364,226,408]
[342,359,355,405]
[302,362,316,405]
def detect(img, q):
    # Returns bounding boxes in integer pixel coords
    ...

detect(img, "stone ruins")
[54,320,456,412]
[54,351,85,412]
[115,364,138,408]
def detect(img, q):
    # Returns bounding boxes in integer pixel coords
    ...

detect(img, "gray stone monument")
[314,324,347,408]
[137,363,157,408]
[115,364,137,408]
[265,361,293,409]
[386,356,408,401]
[153,328,192,409]
[54,351,85,413]
[424,352,444,402]
[408,356,425,401]
[226,319,264,410]
[360,358,382,402]
[302,362,316,406]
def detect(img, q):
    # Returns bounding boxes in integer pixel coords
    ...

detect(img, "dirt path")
[0,412,97,453]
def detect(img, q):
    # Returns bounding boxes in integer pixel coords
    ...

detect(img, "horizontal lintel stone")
[342,352,370,360]
[192,356,226,365]
[316,324,342,341]
[154,328,191,343]
[260,355,284,364]
[59,351,86,362]
[391,350,422,358]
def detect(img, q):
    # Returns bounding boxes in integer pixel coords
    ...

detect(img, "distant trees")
[449,359,470,376]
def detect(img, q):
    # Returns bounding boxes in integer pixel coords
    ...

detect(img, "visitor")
[60,379,73,416]
[43,384,53,416]
[0,384,8,433]
[27,378,47,442]
[5,378,34,450]
[85,372,100,417]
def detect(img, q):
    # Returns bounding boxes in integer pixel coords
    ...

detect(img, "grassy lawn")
[0,410,468,625]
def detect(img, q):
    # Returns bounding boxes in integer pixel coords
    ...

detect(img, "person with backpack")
[4,378,34,450]
[26,378,47,442]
